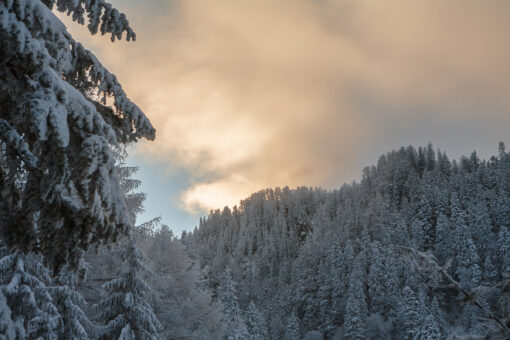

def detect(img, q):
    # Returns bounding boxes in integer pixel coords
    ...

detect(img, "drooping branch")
[397,246,510,336]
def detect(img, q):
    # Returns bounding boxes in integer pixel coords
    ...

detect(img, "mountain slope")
[188,143,510,339]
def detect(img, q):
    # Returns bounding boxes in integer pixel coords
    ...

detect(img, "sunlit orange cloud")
[59,0,510,214]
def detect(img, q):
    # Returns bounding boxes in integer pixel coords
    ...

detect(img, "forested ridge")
[187,143,510,339]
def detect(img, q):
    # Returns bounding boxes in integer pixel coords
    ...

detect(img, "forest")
[1,0,509,339]
[189,143,510,339]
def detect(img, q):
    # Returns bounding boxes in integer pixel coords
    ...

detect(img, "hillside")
[187,143,510,339]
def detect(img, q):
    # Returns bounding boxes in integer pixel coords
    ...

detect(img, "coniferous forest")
[189,143,510,339]
[1,0,510,339]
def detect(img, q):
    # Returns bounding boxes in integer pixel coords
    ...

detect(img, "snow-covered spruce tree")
[284,313,300,340]
[0,249,61,339]
[0,0,155,272]
[368,241,398,316]
[139,224,224,340]
[343,262,368,340]
[397,286,422,340]
[94,152,162,340]
[497,228,510,280]
[244,301,267,340]
[0,245,92,339]
[0,289,16,339]
[218,267,249,340]
[416,314,441,340]
[48,271,93,339]
[95,236,162,340]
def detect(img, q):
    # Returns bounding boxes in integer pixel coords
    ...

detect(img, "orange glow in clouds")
[59,0,510,214]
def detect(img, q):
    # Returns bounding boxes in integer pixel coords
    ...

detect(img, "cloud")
[60,0,510,214]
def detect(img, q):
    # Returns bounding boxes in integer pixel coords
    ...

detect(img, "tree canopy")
[0,0,155,272]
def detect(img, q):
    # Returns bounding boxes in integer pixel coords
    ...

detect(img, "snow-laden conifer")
[0,290,16,339]
[343,257,367,340]
[244,301,267,340]
[416,314,441,340]
[49,271,93,339]
[0,0,155,272]
[284,313,300,340]
[95,236,162,340]
[397,286,422,340]
[218,267,249,340]
[0,249,61,339]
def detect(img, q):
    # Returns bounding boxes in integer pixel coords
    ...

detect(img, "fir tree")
[0,290,15,339]
[284,313,300,340]
[397,286,422,340]
[95,236,162,340]
[218,267,248,340]
[497,228,510,279]
[343,261,367,340]
[0,0,155,272]
[0,250,61,339]
[245,301,267,340]
[49,271,92,340]
[435,213,454,263]
[416,314,441,340]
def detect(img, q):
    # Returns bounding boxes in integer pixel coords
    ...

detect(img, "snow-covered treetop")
[0,0,155,272]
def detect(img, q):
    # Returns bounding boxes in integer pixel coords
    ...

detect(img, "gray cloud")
[61,0,510,213]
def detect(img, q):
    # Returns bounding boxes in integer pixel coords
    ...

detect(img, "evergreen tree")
[397,286,422,340]
[245,301,267,340]
[434,213,454,263]
[368,242,398,315]
[218,267,248,340]
[0,0,155,271]
[497,228,510,279]
[412,196,435,251]
[429,297,445,336]
[49,271,92,340]
[284,313,300,340]
[467,199,493,262]
[95,236,162,340]
[343,261,367,340]
[0,250,61,339]
[455,226,482,289]
[416,314,441,340]
[0,290,15,339]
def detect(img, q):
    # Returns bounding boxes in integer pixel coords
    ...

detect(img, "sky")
[59,0,510,234]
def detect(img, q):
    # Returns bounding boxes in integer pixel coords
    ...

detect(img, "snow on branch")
[396,246,510,336]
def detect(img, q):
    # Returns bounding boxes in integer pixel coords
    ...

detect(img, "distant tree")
[94,155,162,339]
[343,259,367,340]
[284,313,300,340]
[368,242,398,315]
[95,237,162,340]
[303,330,323,340]
[397,286,422,340]
[218,267,248,340]
[245,301,267,340]
[434,213,454,263]
[416,314,441,340]
[497,228,510,279]
[412,197,435,251]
